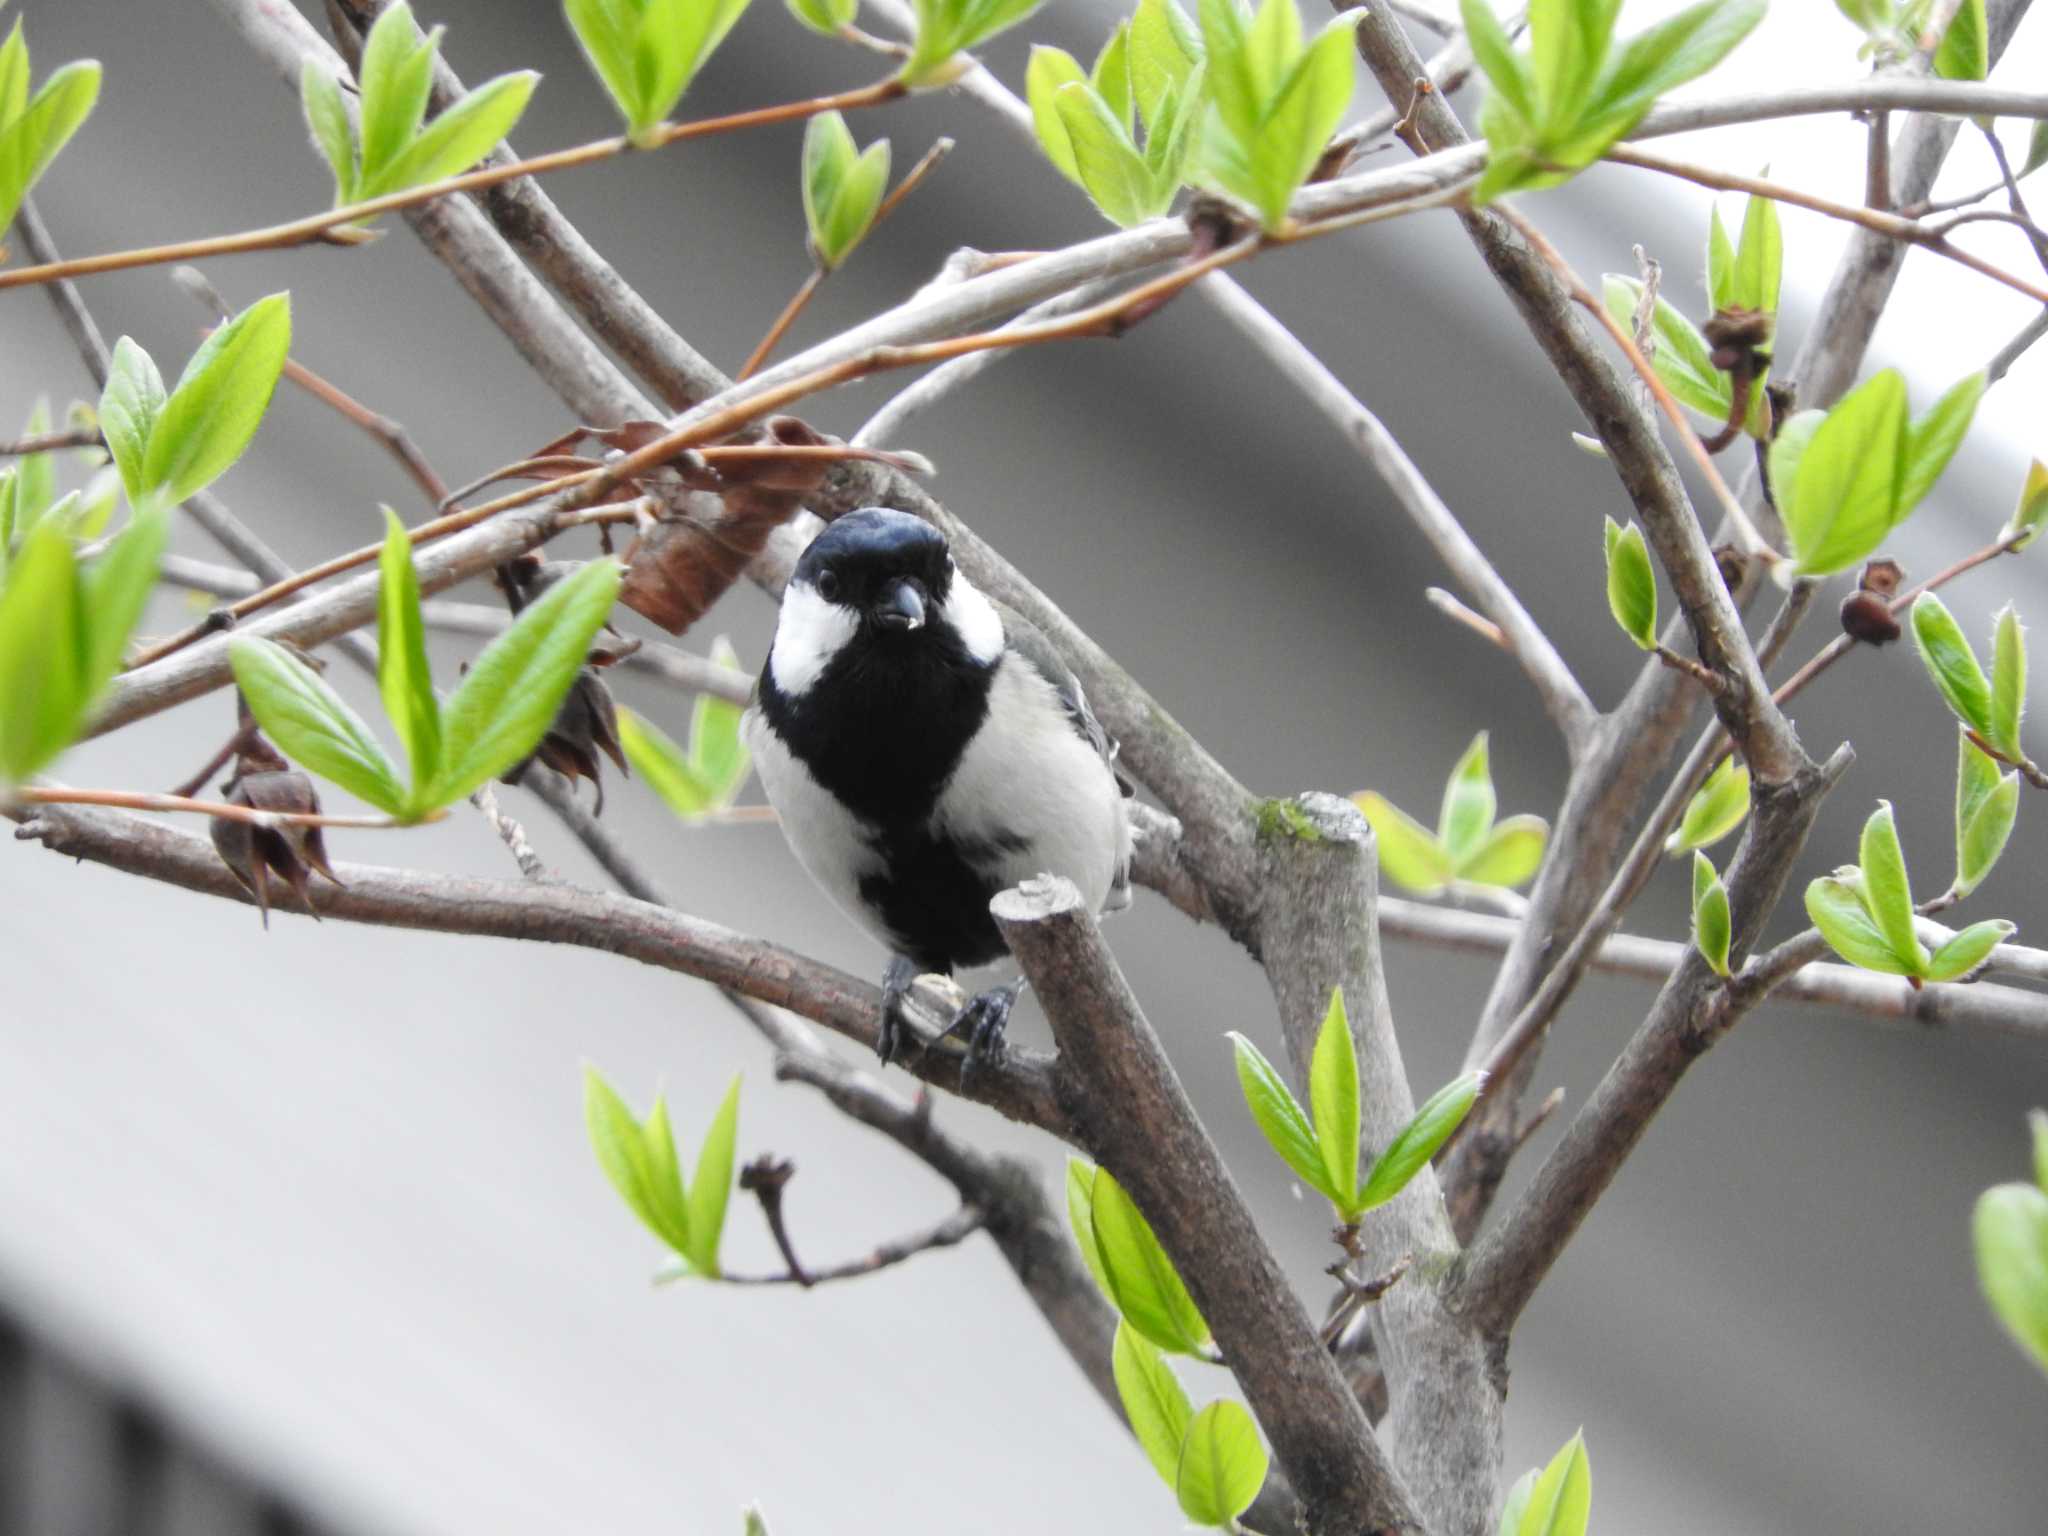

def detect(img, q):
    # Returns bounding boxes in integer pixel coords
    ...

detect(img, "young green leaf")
[376,507,442,792]
[0,521,82,785]
[1974,1180,2048,1376]
[1780,368,1905,577]
[1805,873,1916,976]
[2004,459,2048,550]
[1309,986,1361,1212]
[1604,517,1657,650]
[1953,733,2018,900]
[1911,592,1993,738]
[1194,0,1361,231]
[1354,1069,1484,1214]
[357,2,437,186]
[1461,0,1536,128]
[641,1093,690,1250]
[692,636,751,799]
[1516,1429,1591,1536]
[1438,731,1497,861]
[1056,83,1155,227]
[567,0,752,137]
[1601,277,1732,421]
[1731,189,1781,315]
[1529,0,1622,126]
[1989,604,2026,761]
[1066,1159,1116,1299]
[376,69,539,198]
[98,337,167,508]
[742,1505,772,1536]
[1456,814,1548,888]
[10,399,53,533]
[686,1073,741,1277]
[1498,1469,1540,1536]
[1691,850,1731,977]
[1665,757,1750,855]
[1175,1400,1268,1528]
[2033,1109,2048,1194]
[1895,371,1985,523]
[1092,22,1135,129]
[900,0,1047,88]
[76,507,168,704]
[301,62,358,202]
[1706,202,1736,312]
[1111,1320,1193,1489]
[1858,800,1922,969]
[1129,0,1204,129]
[230,637,409,814]
[1933,0,1988,81]
[0,32,100,231]
[1088,1165,1210,1354]
[1228,1031,1332,1199]
[144,293,293,508]
[786,0,858,35]
[1026,46,1089,183]
[802,111,891,267]
[1924,918,2014,982]
[427,557,622,810]
[584,1065,693,1256]
[1354,790,1456,893]
[1582,0,1765,136]
[618,706,718,819]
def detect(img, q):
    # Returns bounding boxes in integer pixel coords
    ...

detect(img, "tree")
[3,0,2046,1531]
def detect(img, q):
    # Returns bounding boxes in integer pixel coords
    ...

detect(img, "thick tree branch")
[994,876,1421,1536]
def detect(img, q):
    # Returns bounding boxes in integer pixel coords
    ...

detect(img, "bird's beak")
[873,577,927,631]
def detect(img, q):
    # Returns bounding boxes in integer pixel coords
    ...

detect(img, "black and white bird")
[744,507,1132,1067]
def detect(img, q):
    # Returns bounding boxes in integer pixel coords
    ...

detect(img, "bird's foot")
[877,954,921,1067]
[933,977,1027,1087]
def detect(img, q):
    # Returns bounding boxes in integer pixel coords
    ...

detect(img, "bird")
[743,507,1132,1070]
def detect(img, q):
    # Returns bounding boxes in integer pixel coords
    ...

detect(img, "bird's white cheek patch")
[770,580,859,697]
[942,574,1004,665]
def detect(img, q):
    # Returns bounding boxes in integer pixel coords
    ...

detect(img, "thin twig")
[736,267,827,383]
[13,785,432,829]
[0,427,101,456]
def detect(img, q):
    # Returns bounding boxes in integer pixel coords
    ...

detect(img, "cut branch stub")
[619,416,832,634]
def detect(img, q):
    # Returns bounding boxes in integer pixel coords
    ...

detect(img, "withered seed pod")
[1839,558,1906,646]
[503,666,629,812]
[210,766,344,928]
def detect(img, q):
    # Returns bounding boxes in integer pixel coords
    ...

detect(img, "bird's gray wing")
[994,602,1133,798]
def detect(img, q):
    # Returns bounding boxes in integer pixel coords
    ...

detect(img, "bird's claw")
[877,954,921,1067]
[933,981,1023,1087]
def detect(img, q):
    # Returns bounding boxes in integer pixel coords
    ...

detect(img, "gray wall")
[1,2,2045,1532]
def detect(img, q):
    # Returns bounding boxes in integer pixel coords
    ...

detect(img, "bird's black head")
[791,508,955,635]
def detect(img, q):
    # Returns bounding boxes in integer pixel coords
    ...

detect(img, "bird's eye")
[816,571,841,602]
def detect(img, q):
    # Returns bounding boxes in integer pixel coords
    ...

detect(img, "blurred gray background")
[2,1,2045,1532]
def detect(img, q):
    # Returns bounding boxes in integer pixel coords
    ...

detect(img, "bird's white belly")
[743,706,894,947]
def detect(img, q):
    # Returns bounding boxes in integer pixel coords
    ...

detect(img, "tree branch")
[993,876,1421,1536]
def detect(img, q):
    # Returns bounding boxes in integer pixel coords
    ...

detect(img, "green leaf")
[785,0,857,36]
[1665,757,1750,854]
[144,292,293,507]
[1196,0,1359,231]
[1912,592,1993,738]
[357,3,434,184]
[1603,516,1657,650]
[1438,731,1497,860]
[1129,0,1203,130]
[1954,733,2018,899]
[742,1505,772,1536]
[1692,850,1731,977]
[1896,371,1984,523]
[1056,83,1154,227]
[1516,1429,1591,1536]
[98,336,166,508]
[1531,0,1620,127]
[1781,368,1906,577]
[1601,278,1732,420]
[427,557,622,810]
[1461,0,1536,128]
[375,70,538,197]
[901,0,1047,88]
[10,398,52,532]
[1585,0,1765,133]
[302,61,358,202]
[1975,1181,2048,1376]
[2025,117,2048,180]
[618,705,718,819]
[1252,11,1360,230]
[1090,1165,1210,1354]
[1111,1320,1193,1489]
[1175,1400,1267,1527]
[0,56,100,230]
[0,20,26,131]
[1706,201,1736,312]
[230,637,408,815]
[1499,1469,1540,1536]
[1925,918,2014,982]
[0,521,83,784]
[1765,407,1822,520]
[1026,46,1088,183]
[1990,604,2026,760]
[1354,792,1454,893]
[1933,0,1987,81]
[1732,189,1782,315]
[2004,459,2048,551]
[584,1065,691,1256]
[1309,986,1361,1211]
[1066,1158,1115,1299]
[1805,874,1917,975]
[818,136,889,265]
[1093,22,1134,130]
[804,111,890,266]
[1228,1031,1333,1199]
[1355,1069,1483,1214]
[2032,1108,2048,1194]
[376,507,441,794]
[1456,814,1548,888]
[565,0,642,128]
[686,1073,741,1277]
[690,636,751,801]
[76,506,167,705]
[1858,800,1922,969]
